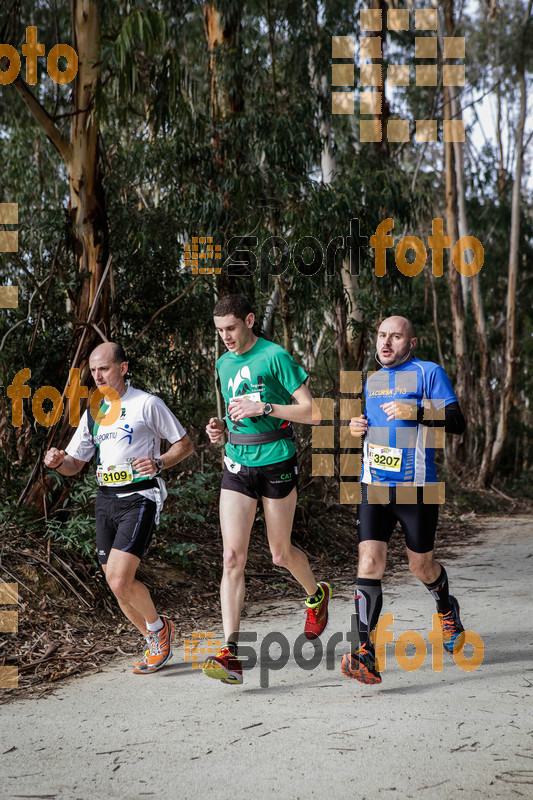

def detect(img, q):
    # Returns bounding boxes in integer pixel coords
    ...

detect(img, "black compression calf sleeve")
[424,566,451,612]
[354,578,383,649]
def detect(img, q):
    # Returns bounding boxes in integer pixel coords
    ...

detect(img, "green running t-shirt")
[217,337,308,467]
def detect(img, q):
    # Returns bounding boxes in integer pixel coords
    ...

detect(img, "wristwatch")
[262,402,273,416]
[155,457,164,472]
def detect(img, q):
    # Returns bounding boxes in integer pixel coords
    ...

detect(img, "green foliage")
[160,471,220,529]
[44,474,98,561]
[163,541,198,567]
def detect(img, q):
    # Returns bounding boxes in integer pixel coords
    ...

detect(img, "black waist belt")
[227,425,295,446]
[98,478,160,496]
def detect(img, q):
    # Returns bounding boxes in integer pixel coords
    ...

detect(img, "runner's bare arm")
[228,383,321,426]
[205,417,225,443]
[349,415,368,435]
[44,448,86,476]
[132,434,194,476]
[380,401,418,421]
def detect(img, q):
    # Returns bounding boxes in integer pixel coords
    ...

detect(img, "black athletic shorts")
[95,492,157,565]
[357,483,439,554]
[221,454,298,500]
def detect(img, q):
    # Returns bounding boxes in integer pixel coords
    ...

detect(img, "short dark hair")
[213,294,254,321]
[110,343,128,364]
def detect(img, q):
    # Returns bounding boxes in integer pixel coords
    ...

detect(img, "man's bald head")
[91,342,128,365]
[379,316,416,339]
[376,316,417,368]
[89,343,128,396]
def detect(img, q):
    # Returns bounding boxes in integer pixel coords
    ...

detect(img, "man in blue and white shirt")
[341,316,466,685]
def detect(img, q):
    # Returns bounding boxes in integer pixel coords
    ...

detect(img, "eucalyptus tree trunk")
[306,0,362,368]
[204,0,245,301]
[489,43,529,479]
[12,0,109,509]
[13,0,108,340]
[442,1,469,462]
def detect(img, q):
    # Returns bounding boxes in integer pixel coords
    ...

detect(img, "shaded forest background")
[0,0,532,691]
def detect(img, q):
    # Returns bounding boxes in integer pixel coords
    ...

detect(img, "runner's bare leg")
[103,550,158,635]
[219,488,257,642]
[263,487,318,596]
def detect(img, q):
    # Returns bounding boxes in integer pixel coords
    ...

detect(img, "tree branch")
[12,77,71,164]
[134,277,202,342]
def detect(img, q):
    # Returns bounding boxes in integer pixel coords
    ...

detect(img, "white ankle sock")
[146,616,164,633]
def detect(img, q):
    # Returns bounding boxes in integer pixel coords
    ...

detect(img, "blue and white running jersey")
[361,358,458,486]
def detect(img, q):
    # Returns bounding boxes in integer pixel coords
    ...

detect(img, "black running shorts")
[221,454,298,500]
[357,483,439,554]
[95,492,157,565]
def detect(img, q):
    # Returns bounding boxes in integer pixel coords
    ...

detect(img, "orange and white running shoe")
[133,616,174,674]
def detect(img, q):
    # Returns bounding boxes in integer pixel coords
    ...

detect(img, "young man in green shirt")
[203,295,330,685]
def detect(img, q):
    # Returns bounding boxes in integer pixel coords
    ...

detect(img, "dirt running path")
[1,516,532,800]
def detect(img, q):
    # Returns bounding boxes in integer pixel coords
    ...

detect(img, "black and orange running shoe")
[133,616,174,674]
[304,582,331,640]
[203,645,243,685]
[341,644,382,685]
[439,596,465,654]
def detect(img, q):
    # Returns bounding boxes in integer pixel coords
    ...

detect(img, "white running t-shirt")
[66,385,187,516]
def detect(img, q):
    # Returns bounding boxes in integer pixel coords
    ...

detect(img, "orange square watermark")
[185,237,222,274]
[312,398,334,421]
[340,425,361,447]
[0,667,18,689]
[0,583,18,604]
[387,119,410,142]
[332,64,354,86]
[415,37,438,59]
[360,91,382,115]
[368,484,390,504]
[340,454,362,477]
[332,92,354,115]
[360,64,382,87]
[416,65,437,86]
[443,120,465,142]
[443,37,465,58]
[0,286,18,308]
[340,399,361,420]
[387,9,409,30]
[360,37,382,60]
[183,631,222,669]
[340,371,362,394]
[395,485,418,504]
[415,9,437,30]
[332,36,355,58]
[0,611,18,633]
[443,65,465,86]
[416,120,438,142]
[423,483,446,504]
[312,454,335,477]
[312,427,334,449]
[360,120,382,142]
[360,10,382,31]
[388,65,410,86]
[340,482,362,504]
